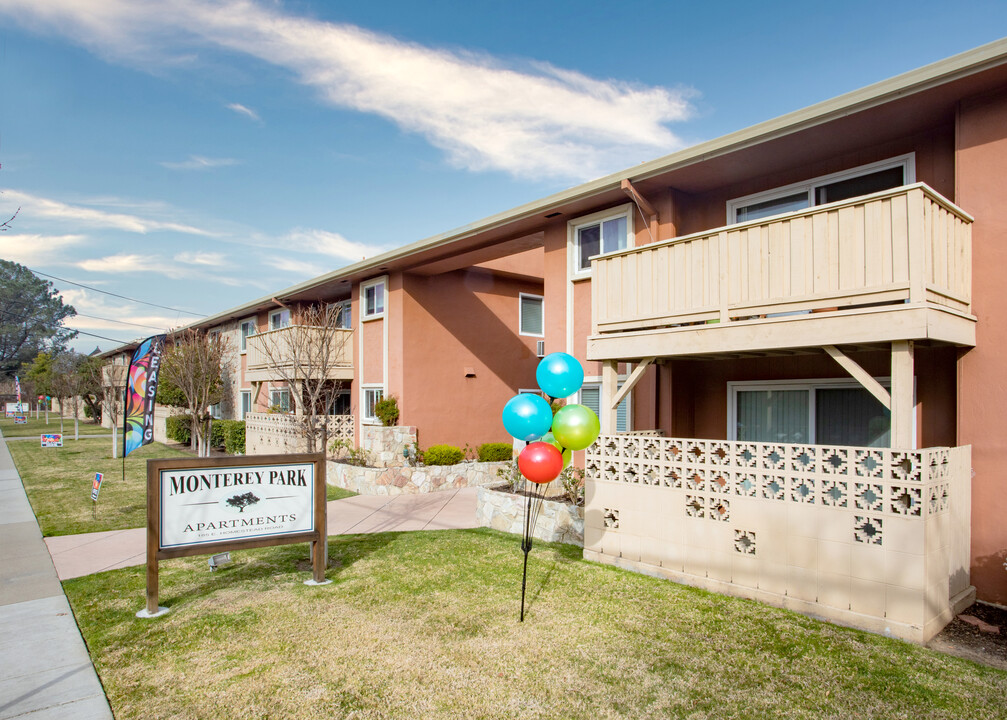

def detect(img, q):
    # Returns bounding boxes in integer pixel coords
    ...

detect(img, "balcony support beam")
[823,345,891,410]
[621,179,659,243]
[611,357,655,410]
[601,361,619,435]
[891,340,915,447]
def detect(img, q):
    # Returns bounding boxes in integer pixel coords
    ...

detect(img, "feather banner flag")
[123,335,166,458]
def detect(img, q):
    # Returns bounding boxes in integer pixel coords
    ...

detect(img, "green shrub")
[224,421,246,455]
[478,443,513,462]
[328,438,372,467]
[374,395,399,426]
[211,420,244,449]
[165,414,191,444]
[423,444,464,466]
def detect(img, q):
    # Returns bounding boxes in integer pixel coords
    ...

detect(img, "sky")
[0,0,1005,354]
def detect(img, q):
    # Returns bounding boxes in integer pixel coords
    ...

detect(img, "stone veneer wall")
[477,484,584,546]
[327,460,506,495]
[362,425,417,467]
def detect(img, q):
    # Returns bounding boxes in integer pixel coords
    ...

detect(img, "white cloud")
[0,0,696,180]
[159,155,240,170]
[175,251,227,266]
[268,256,328,278]
[0,233,85,265]
[227,102,261,122]
[77,253,246,287]
[2,189,215,236]
[280,228,379,263]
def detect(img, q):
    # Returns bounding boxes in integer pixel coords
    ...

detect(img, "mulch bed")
[928,602,1007,670]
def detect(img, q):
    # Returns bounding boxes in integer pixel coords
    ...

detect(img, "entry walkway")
[46,488,481,580]
[0,436,114,719]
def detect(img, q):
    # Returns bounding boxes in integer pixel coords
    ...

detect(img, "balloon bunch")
[501,352,600,621]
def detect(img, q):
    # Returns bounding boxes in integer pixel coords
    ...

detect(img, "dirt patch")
[928,602,1007,670]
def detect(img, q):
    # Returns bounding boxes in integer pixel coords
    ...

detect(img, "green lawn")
[0,413,106,438]
[6,436,356,536]
[7,437,193,535]
[63,529,1007,720]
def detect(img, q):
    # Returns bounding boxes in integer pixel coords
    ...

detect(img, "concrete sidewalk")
[0,436,114,720]
[45,488,481,580]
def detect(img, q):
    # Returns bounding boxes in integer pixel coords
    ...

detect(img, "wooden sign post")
[139,453,328,618]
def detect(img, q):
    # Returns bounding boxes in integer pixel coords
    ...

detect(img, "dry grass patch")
[63,530,1007,720]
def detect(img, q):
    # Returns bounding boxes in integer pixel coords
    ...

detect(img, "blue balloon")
[501,393,553,442]
[536,352,585,399]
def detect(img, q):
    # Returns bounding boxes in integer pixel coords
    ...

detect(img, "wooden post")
[601,361,619,435]
[310,455,328,584]
[141,459,168,618]
[891,340,915,447]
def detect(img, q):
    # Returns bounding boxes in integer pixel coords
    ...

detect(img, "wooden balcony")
[245,326,354,383]
[101,364,128,387]
[588,184,975,360]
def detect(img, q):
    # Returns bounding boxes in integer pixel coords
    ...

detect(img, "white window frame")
[329,300,352,329]
[240,390,252,420]
[269,388,291,414]
[519,293,544,337]
[269,308,291,331]
[580,379,632,433]
[727,377,915,448]
[568,203,635,279]
[361,277,387,321]
[727,154,916,225]
[239,317,257,354]
[361,385,384,425]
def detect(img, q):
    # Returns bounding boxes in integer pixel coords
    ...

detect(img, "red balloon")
[518,442,564,484]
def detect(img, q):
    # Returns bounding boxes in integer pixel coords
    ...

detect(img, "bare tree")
[91,358,125,458]
[161,329,228,457]
[255,304,354,453]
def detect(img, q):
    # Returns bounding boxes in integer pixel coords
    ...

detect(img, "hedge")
[224,421,246,455]
[478,443,513,462]
[165,415,191,444]
[423,444,464,466]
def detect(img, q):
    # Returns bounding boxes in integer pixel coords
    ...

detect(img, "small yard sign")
[91,472,104,502]
[14,416,27,425]
[141,453,328,618]
[41,433,63,448]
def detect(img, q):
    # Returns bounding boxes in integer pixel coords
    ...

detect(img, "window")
[330,300,351,329]
[729,380,894,447]
[270,388,291,413]
[580,383,630,433]
[519,293,544,337]
[269,308,291,331]
[239,319,256,353]
[728,154,915,224]
[328,390,351,416]
[362,279,385,320]
[209,402,222,420]
[363,387,384,424]
[570,204,633,275]
[240,391,252,420]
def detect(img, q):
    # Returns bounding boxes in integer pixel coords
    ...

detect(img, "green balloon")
[543,431,573,467]
[551,404,600,451]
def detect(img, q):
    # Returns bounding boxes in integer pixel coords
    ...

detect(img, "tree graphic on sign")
[226,492,260,512]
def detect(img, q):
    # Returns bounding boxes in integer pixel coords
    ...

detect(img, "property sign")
[41,433,63,448]
[14,416,26,425]
[158,461,315,549]
[5,402,26,417]
[91,472,104,502]
[142,453,327,617]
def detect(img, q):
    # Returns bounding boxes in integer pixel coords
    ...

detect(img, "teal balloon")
[536,352,584,398]
[551,404,600,451]
[501,393,553,442]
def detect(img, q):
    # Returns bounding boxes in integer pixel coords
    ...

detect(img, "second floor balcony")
[101,364,128,387]
[588,184,975,360]
[245,325,354,383]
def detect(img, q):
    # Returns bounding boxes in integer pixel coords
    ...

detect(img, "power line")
[28,268,206,318]
[72,312,168,331]
[71,328,143,344]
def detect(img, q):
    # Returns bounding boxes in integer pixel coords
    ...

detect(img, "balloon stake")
[519,482,547,622]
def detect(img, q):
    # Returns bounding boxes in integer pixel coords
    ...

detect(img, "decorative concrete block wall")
[477,484,584,546]
[362,426,417,467]
[246,413,353,455]
[584,435,973,643]
[328,460,505,495]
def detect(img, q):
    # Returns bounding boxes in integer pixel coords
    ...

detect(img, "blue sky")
[0,0,1005,353]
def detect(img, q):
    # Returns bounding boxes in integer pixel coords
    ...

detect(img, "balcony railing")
[584,434,973,643]
[245,326,353,383]
[101,364,128,387]
[590,184,974,355]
